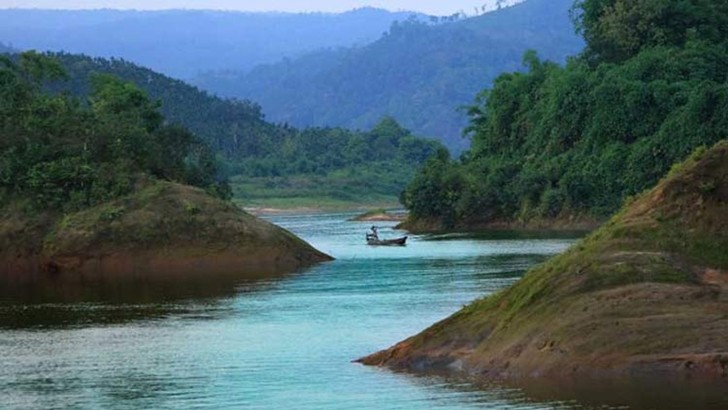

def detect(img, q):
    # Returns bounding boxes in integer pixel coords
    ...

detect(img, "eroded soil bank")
[360,141,728,382]
[0,180,331,281]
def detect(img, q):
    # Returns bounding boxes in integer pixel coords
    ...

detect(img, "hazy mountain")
[0,8,418,78]
[193,0,584,152]
[0,42,15,53]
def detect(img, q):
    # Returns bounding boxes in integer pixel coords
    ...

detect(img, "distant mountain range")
[0,8,418,78]
[0,42,14,53]
[1,0,584,152]
[193,0,584,152]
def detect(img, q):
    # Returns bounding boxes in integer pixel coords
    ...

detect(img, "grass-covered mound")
[0,179,331,278]
[359,141,728,379]
[349,208,406,222]
[0,52,330,279]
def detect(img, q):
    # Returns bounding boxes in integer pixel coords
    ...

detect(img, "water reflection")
[395,370,728,410]
[0,272,290,329]
[422,230,589,242]
[5,212,717,409]
[501,374,728,410]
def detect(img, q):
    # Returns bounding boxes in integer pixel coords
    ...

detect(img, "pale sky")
[0,1,520,16]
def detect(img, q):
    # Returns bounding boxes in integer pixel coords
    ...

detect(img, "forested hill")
[48,53,278,160]
[192,0,583,152]
[401,0,728,231]
[47,53,443,206]
[0,8,418,79]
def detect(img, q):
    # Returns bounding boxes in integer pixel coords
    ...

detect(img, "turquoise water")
[0,213,723,409]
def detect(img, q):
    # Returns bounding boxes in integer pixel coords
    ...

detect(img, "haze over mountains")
[0,7,417,78]
[193,0,583,151]
[0,0,583,151]
[0,42,14,53]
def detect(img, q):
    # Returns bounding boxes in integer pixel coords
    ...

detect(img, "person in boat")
[368,226,379,241]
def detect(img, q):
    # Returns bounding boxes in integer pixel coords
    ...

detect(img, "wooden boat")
[366,235,407,246]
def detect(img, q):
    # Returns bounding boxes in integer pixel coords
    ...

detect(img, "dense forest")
[0,8,418,78]
[0,52,229,212]
[402,0,728,228]
[29,53,442,206]
[193,0,583,152]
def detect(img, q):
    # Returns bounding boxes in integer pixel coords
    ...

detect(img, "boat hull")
[366,236,407,246]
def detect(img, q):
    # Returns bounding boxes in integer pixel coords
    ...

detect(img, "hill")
[0,52,330,279]
[1,179,331,278]
[400,0,728,229]
[46,53,443,208]
[47,53,280,160]
[360,140,728,380]
[0,8,417,79]
[193,0,584,152]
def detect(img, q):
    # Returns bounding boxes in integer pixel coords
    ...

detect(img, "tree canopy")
[0,52,229,212]
[40,53,443,203]
[193,0,583,153]
[402,0,728,227]
[574,0,728,63]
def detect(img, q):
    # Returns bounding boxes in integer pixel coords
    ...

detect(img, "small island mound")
[1,179,331,278]
[0,52,330,280]
[349,208,406,222]
[359,141,728,380]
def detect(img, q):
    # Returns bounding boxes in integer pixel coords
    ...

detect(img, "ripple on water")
[6,212,718,409]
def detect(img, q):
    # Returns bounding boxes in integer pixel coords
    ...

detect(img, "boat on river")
[366,235,407,246]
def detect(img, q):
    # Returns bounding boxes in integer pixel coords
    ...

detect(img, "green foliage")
[41,53,442,204]
[0,52,229,212]
[193,0,583,152]
[231,117,441,184]
[233,156,429,209]
[183,202,201,216]
[573,0,728,63]
[404,0,728,226]
[400,148,465,226]
[99,206,125,221]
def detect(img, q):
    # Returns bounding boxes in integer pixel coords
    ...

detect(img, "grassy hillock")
[0,52,330,279]
[360,141,728,379]
[0,179,331,278]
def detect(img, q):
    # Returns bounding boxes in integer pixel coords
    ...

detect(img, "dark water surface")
[1,213,725,409]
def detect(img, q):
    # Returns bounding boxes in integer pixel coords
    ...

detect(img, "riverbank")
[0,179,332,280]
[360,141,728,381]
[397,214,603,234]
[348,208,408,222]
[237,198,402,216]
[0,210,582,409]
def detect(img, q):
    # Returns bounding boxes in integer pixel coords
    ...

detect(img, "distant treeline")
[193,0,583,153]
[39,53,442,200]
[403,0,728,227]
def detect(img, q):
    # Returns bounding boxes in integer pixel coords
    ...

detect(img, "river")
[0,212,723,409]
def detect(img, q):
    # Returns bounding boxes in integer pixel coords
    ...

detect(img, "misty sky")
[0,1,517,16]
